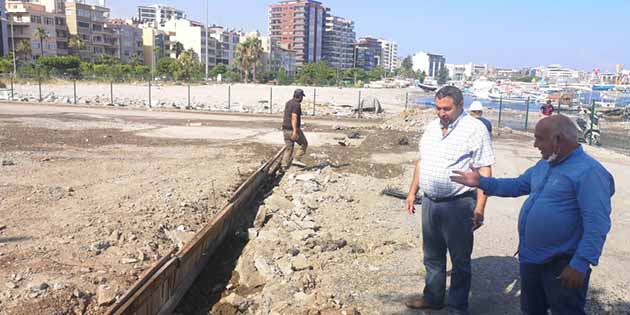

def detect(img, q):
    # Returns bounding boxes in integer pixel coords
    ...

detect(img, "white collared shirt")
[419,112,495,199]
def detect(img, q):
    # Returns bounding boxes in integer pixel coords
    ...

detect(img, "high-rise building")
[379,39,398,72]
[137,4,185,27]
[0,0,9,56]
[141,26,169,67]
[322,15,354,70]
[107,19,143,64]
[269,0,327,66]
[354,37,381,71]
[412,52,446,78]
[65,0,117,60]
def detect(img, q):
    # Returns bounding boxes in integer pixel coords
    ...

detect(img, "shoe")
[404,297,445,310]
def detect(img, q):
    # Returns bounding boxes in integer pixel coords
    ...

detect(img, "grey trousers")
[281,129,308,169]
[421,193,476,314]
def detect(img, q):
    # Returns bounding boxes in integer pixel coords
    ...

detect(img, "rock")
[30,282,49,291]
[291,254,312,271]
[291,229,316,241]
[96,285,116,306]
[253,207,271,229]
[91,241,111,253]
[398,136,410,146]
[254,256,277,280]
[73,289,85,298]
[164,229,194,248]
[1,160,15,166]
[295,173,317,182]
[348,132,361,139]
[287,248,300,256]
[121,258,139,264]
[335,239,348,249]
[221,293,247,310]
[294,292,316,305]
[264,194,293,212]
[248,228,258,240]
[234,258,266,288]
[5,282,17,289]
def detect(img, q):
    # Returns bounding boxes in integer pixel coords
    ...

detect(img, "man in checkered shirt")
[404,86,495,315]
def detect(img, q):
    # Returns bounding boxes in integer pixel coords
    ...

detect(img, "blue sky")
[108,0,630,72]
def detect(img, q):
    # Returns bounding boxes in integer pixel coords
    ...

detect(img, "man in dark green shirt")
[281,89,308,171]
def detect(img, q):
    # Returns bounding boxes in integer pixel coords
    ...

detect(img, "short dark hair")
[435,86,464,106]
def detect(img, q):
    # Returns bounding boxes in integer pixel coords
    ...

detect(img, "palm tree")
[68,35,86,56]
[173,41,184,59]
[234,36,264,83]
[16,40,32,62]
[33,27,49,58]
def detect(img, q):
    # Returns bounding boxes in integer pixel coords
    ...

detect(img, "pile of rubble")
[380,107,435,133]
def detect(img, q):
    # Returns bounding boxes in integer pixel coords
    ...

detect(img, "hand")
[450,163,481,187]
[558,266,586,289]
[290,133,298,141]
[405,192,416,215]
[472,210,484,231]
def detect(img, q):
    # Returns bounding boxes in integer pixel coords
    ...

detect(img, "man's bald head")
[534,115,579,162]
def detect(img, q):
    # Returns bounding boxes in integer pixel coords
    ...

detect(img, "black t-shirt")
[282,99,302,130]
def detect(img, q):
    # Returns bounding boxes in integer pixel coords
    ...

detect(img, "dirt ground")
[1,102,629,315]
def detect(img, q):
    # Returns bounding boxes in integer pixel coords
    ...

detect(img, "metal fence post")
[38,74,42,102]
[228,85,231,110]
[110,80,114,105]
[313,88,316,116]
[73,79,77,104]
[269,87,273,114]
[557,98,561,115]
[497,95,503,130]
[589,100,596,145]
[358,90,362,118]
[148,78,152,108]
[187,81,191,108]
[405,92,409,110]
[524,97,530,131]
[10,74,14,101]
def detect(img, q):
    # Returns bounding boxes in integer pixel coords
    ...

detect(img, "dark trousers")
[421,194,476,314]
[520,257,591,315]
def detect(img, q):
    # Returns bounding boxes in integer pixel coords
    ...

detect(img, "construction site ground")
[1,103,629,315]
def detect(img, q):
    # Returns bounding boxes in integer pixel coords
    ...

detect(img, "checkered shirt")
[418,112,495,199]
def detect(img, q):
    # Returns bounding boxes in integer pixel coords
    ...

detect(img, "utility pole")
[204,0,209,81]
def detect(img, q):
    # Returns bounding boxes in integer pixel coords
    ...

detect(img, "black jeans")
[520,255,591,315]
[421,193,476,314]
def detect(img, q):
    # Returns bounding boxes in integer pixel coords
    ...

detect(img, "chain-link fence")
[410,93,630,156]
[0,73,425,119]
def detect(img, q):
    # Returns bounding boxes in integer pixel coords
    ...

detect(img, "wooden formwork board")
[106,147,285,315]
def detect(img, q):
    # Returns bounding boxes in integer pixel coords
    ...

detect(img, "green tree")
[437,67,450,85]
[209,63,228,79]
[33,27,49,58]
[36,56,82,77]
[16,40,32,62]
[418,70,426,84]
[397,55,417,78]
[297,61,336,86]
[156,58,177,79]
[172,49,202,81]
[172,41,185,58]
[367,66,385,82]
[276,69,292,85]
[68,35,86,58]
[342,68,368,86]
[0,57,13,73]
[234,36,264,82]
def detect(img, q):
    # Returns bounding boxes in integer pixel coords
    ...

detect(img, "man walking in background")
[450,115,614,315]
[468,101,492,135]
[405,86,495,314]
[281,89,308,171]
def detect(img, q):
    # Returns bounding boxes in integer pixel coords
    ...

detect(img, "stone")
[1,160,15,166]
[335,239,348,249]
[294,292,316,305]
[221,293,247,310]
[291,254,312,271]
[287,248,300,256]
[398,136,410,146]
[164,229,194,248]
[5,282,17,289]
[96,285,116,306]
[295,173,317,182]
[121,258,139,264]
[291,229,316,241]
[254,256,277,280]
[30,282,49,291]
[253,207,271,229]
[264,194,293,212]
[91,241,110,253]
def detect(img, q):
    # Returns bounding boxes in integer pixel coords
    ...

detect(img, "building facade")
[137,4,184,27]
[322,15,354,70]
[0,0,8,56]
[260,35,296,76]
[65,1,117,60]
[412,52,445,78]
[141,26,169,67]
[6,1,61,59]
[269,0,326,66]
[107,19,143,63]
[379,39,398,72]
[208,25,241,66]
[353,37,381,71]
[159,18,209,66]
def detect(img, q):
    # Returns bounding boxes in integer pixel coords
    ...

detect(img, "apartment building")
[137,4,185,27]
[208,25,241,66]
[65,0,117,60]
[159,18,210,67]
[269,0,326,66]
[379,39,398,72]
[141,26,169,67]
[6,1,60,59]
[107,19,143,64]
[0,0,8,56]
[412,51,446,78]
[322,15,354,70]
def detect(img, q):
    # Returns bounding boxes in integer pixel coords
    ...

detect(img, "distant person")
[281,89,308,171]
[404,86,495,314]
[540,100,554,117]
[450,115,614,315]
[468,101,492,135]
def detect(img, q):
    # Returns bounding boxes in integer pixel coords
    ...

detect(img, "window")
[32,16,42,24]
[78,22,90,28]
[45,17,54,25]
[77,9,90,18]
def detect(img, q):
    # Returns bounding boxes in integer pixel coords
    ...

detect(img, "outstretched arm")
[451,164,533,197]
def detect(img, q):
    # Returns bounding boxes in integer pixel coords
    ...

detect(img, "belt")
[424,190,476,203]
